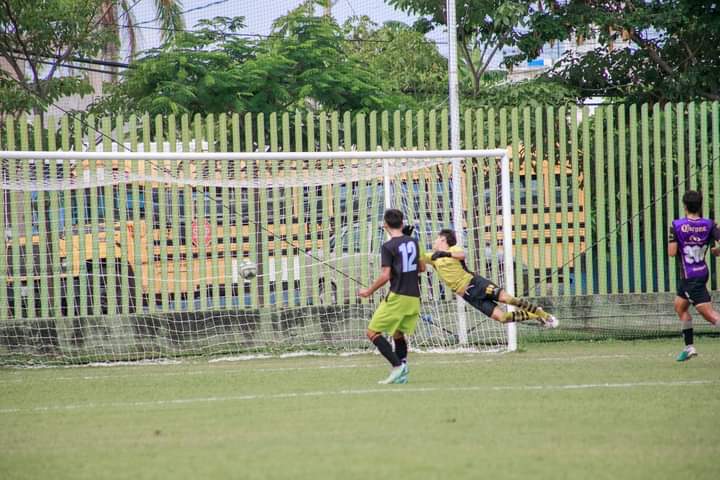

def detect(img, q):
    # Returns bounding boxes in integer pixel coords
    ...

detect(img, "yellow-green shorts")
[367,292,420,335]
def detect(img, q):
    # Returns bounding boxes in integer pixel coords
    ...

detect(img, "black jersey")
[380,235,421,297]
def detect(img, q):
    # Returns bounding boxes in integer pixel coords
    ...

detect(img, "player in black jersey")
[359,209,425,384]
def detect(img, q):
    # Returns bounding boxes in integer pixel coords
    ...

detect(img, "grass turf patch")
[1,339,719,480]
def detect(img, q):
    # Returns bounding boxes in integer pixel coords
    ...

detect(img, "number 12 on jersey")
[399,241,417,272]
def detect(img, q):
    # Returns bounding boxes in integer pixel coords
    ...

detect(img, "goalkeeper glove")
[401,224,415,236]
[431,251,452,261]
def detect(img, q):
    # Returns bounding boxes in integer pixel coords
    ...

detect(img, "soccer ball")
[239,259,257,280]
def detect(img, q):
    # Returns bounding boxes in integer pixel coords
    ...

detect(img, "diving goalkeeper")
[422,229,558,328]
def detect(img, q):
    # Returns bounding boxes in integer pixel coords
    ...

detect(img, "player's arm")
[358,267,391,298]
[431,246,465,261]
[668,224,678,257]
[359,244,393,297]
[419,249,433,266]
[449,248,465,261]
[711,223,720,256]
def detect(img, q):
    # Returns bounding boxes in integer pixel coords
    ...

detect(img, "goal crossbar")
[0,149,509,162]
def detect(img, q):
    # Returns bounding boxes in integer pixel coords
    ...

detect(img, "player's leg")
[496,308,540,324]
[463,296,535,324]
[392,331,409,384]
[393,296,420,384]
[463,275,557,327]
[367,329,401,367]
[367,301,401,367]
[674,295,697,362]
[367,294,406,384]
[695,303,720,326]
[689,278,719,326]
[496,289,556,325]
[393,331,408,364]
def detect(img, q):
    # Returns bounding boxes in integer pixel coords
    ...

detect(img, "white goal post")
[0,148,516,363]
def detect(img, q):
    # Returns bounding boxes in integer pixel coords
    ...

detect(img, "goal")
[0,148,514,364]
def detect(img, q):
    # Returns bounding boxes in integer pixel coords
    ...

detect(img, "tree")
[0,0,114,121]
[513,1,720,103]
[465,78,579,110]
[94,16,254,116]
[97,10,410,117]
[248,5,407,113]
[385,0,528,98]
[342,17,448,108]
[98,0,185,67]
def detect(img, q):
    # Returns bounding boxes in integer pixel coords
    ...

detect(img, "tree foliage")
[96,9,412,117]
[466,78,579,109]
[514,1,720,103]
[343,17,448,102]
[0,0,112,118]
[386,0,528,98]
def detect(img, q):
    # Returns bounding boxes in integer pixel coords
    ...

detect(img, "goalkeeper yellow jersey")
[421,246,473,294]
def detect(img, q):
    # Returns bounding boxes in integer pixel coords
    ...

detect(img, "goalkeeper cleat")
[544,315,559,329]
[676,346,697,362]
[378,365,406,385]
[536,308,558,328]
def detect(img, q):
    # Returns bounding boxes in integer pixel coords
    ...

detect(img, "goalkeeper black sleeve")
[431,251,452,260]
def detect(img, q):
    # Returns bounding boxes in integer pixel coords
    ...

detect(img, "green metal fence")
[1,102,719,321]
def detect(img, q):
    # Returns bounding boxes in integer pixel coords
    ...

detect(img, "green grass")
[1,339,719,480]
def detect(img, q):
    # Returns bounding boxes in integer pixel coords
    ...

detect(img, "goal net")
[0,149,512,364]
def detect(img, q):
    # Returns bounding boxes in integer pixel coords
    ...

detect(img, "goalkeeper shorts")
[368,292,420,335]
[462,275,501,317]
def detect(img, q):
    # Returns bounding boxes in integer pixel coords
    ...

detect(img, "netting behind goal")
[0,149,510,364]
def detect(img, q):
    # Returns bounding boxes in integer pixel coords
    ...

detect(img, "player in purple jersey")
[668,191,720,361]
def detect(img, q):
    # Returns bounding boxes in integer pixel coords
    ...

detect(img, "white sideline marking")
[0,380,716,414]
[0,353,678,384]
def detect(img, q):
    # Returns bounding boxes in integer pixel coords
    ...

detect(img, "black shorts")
[677,276,711,305]
[462,275,502,317]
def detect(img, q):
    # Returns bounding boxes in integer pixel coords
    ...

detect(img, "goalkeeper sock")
[394,336,408,363]
[370,333,401,367]
[500,310,534,323]
[506,297,546,317]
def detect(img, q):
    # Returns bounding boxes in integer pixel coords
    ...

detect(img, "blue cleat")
[378,365,405,384]
[396,362,409,384]
[676,346,697,362]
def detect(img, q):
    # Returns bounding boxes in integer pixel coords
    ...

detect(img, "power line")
[117,0,144,24]
[180,0,230,17]
[134,0,230,27]
[9,49,131,69]
[6,54,119,76]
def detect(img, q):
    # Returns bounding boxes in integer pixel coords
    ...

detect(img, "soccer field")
[1,339,719,480]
